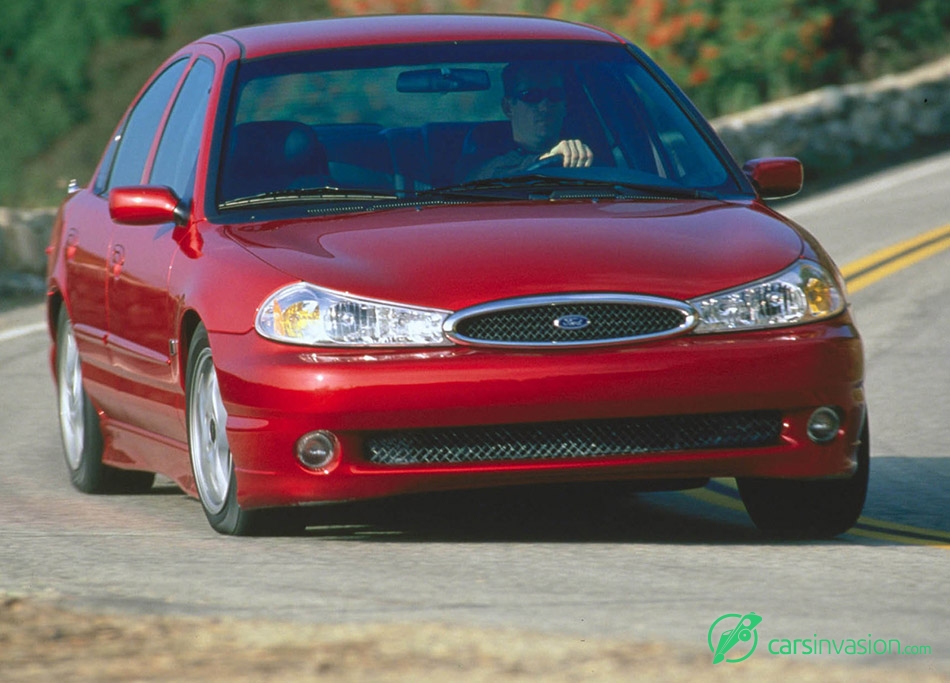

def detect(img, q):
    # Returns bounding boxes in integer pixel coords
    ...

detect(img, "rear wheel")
[738,417,869,539]
[55,307,154,493]
[185,324,302,535]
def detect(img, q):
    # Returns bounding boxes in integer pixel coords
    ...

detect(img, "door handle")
[65,229,79,260]
[110,245,126,279]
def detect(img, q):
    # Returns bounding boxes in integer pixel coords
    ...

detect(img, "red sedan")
[47,15,867,536]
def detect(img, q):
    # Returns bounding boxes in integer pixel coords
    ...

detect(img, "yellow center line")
[838,227,950,546]
[841,223,950,293]
[846,527,950,548]
[856,516,950,541]
[682,486,747,513]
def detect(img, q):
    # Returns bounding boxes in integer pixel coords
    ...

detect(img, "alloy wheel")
[188,346,232,515]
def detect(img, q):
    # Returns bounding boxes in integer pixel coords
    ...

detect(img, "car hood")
[225,200,804,311]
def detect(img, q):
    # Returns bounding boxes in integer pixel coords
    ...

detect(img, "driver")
[464,63,593,181]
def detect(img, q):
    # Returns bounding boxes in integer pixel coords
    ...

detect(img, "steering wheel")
[524,153,564,173]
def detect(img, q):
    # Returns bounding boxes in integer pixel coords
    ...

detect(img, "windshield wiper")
[219,186,398,210]
[418,175,717,201]
[567,178,718,200]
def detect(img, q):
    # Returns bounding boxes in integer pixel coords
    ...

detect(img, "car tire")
[55,307,155,494]
[185,324,303,536]
[737,417,869,539]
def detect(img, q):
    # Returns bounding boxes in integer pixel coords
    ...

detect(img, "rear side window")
[106,59,188,189]
[150,58,215,198]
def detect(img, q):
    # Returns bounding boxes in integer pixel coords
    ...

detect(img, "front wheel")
[55,307,154,494]
[738,418,870,539]
[185,324,302,535]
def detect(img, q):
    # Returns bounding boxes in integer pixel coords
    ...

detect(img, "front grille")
[364,411,783,466]
[444,295,694,347]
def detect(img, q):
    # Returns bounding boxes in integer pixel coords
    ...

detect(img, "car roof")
[213,14,623,59]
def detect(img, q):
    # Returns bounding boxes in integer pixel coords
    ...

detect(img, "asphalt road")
[1,153,949,675]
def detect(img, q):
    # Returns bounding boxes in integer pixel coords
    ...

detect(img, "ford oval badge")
[554,314,590,330]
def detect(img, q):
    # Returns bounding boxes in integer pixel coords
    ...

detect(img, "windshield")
[215,41,741,211]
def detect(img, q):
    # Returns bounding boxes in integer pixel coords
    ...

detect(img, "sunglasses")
[512,87,566,104]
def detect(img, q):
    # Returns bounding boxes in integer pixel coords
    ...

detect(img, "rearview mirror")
[396,68,491,93]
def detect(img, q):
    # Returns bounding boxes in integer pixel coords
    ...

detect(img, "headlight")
[689,260,845,334]
[256,283,451,346]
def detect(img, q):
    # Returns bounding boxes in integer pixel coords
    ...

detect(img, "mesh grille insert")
[364,411,783,466]
[451,301,689,345]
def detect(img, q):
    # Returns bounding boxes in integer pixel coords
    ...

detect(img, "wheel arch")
[178,309,204,390]
[46,290,66,377]
[47,289,65,336]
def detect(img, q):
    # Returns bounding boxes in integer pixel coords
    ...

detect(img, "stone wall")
[3,55,950,294]
[712,55,950,175]
[0,207,56,295]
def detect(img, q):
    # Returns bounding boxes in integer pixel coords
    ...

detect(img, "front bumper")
[209,315,865,509]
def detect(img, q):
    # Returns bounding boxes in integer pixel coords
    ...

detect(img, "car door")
[105,55,216,441]
[65,58,188,413]
[75,57,187,429]
[61,189,115,383]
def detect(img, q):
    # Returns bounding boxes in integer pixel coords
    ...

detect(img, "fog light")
[296,431,339,471]
[807,407,840,444]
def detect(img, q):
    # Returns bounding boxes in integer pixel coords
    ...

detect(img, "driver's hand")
[541,139,593,168]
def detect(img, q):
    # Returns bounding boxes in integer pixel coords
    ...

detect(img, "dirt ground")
[1,594,946,682]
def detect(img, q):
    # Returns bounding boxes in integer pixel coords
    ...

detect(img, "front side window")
[150,58,215,198]
[107,59,188,190]
[216,42,741,212]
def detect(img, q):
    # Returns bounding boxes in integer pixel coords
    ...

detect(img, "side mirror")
[109,186,188,225]
[742,157,803,200]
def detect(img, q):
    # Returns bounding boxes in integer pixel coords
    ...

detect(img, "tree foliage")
[539,0,950,116]
[0,1,195,200]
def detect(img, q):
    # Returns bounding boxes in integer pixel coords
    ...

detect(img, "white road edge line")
[0,322,47,343]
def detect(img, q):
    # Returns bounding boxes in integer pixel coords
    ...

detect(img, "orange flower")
[688,66,710,86]
[648,24,674,49]
[700,44,720,60]
[737,20,760,40]
[642,0,665,26]
[327,0,349,16]
[687,11,707,29]
[669,15,687,41]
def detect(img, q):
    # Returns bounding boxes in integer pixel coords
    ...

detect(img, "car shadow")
[151,457,949,544]
[283,482,765,544]
[860,455,950,536]
[279,454,950,545]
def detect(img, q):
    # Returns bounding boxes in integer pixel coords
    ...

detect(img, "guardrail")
[4,54,950,295]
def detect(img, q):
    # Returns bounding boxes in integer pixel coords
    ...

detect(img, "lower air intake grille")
[364,411,783,466]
